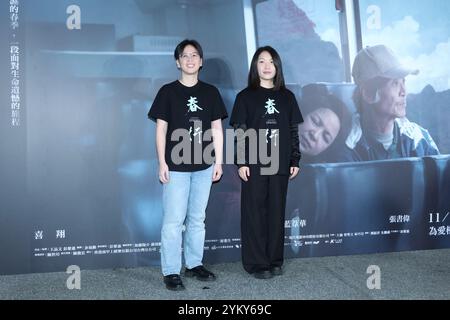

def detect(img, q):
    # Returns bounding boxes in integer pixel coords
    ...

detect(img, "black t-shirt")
[148,80,228,172]
[229,86,303,175]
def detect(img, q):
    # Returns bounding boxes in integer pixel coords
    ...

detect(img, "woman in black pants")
[230,46,303,279]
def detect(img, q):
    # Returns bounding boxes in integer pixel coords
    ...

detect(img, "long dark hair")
[248,46,286,90]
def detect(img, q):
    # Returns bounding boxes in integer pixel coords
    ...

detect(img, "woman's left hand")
[212,163,223,182]
[289,166,299,180]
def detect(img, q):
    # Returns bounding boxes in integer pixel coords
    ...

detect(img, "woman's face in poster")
[299,107,340,156]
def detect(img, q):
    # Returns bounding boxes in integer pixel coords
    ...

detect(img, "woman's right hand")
[159,162,170,184]
[238,166,250,182]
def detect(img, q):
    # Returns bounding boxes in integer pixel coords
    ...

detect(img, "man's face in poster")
[376,77,407,119]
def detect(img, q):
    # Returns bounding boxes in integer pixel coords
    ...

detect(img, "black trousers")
[240,173,289,274]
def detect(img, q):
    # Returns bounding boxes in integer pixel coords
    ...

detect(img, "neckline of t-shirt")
[177,79,201,90]
[257,85,278,93]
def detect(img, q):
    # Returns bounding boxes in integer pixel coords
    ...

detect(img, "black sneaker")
[163,274,185,291]
[185,265,216,281]
[270,266,283,276]
[253,269,273,279]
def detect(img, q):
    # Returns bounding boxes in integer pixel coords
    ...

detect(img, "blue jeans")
[161,165,213,276]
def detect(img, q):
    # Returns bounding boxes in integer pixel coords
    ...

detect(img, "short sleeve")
[229,92,247,127]
[148,85,170,122]
[211,87,228,121]
[288,91,303,125]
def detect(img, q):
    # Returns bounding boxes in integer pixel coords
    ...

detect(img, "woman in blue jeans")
[148,39,228,291]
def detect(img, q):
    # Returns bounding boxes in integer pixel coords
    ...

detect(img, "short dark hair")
[248,46,285,91]
[174,39,203,60]
[352,77,390,113]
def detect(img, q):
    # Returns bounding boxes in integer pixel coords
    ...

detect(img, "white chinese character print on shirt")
[264,98,279,115]
[187,96,203,112]
[189,125,203,144]
[265,129,279,146]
